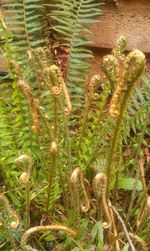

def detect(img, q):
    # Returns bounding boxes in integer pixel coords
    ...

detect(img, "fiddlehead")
[15,154,33,229]
[88,75,101,98]
[112,35,127,61]
[0,193,19,229]
[70,167,90,213]
[20,225,76,251]
[93,173,112,229]
[17,79,39,133]
[105,38,145,198]
[11,60,39,133]
[109,49,145,118]
[102,55,119,90]
[48,65,72,115]
[15,154,33,185]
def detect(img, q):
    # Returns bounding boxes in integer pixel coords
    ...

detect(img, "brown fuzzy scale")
[70,167,90,213]
[93,173,112,228]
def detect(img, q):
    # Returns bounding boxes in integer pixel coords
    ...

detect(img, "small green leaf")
[118,177,142,191]
[71,248,80,251]
[122,243,129,251]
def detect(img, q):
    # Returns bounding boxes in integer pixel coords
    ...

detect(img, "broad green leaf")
[118,177,143,191]
[122,243,129,251]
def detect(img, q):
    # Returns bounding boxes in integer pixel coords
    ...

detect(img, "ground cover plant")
[0,0,150,250]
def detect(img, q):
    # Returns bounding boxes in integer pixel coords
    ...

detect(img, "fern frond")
[123,74,150,143]
[48,0,102,109]
[1,0,46,61]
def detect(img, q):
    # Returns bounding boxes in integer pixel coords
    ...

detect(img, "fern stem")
[106,85,133,199]
[64,114,72,171]
[46,96,58,212]
[46,145,57,212]
[25,184,30,230]
[77,100,90,154]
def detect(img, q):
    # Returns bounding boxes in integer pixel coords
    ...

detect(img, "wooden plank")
[89,0,150,53]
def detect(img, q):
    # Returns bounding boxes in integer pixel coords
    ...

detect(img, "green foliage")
[123,73,150,143]
[118,177,143,191]
[48,0,102,109]
[1,0,46,62]
[0,2,150,251]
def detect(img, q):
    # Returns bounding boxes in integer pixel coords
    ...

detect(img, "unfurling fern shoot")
[70,167,90,224]
[93,172,112,229]
[104,37,146,199]
[15,154,33,229]
[0,193,19,229]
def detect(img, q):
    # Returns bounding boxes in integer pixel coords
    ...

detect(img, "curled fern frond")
[48,65,72,115]
[102,55,119,90]
[112,35,127,61]
[109,49,145,118]
[15,154,33,184]
[93,173,112,229]
[0,193,19,229]
[70,167,90,213]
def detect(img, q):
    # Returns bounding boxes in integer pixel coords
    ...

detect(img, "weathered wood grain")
[89,0,150,53]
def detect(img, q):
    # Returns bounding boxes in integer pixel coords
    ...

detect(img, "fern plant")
[0,1,150,250]
[1,0,46,62]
